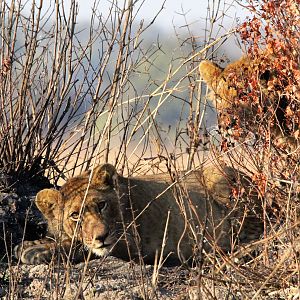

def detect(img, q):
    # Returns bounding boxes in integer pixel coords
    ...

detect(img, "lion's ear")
[199,60,223,89]
[92,163,117,187]
[35,189,63,219]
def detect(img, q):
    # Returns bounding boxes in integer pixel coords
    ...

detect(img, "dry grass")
[0,0,299,299]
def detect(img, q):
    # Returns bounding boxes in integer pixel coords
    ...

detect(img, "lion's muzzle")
[81,213,114,256]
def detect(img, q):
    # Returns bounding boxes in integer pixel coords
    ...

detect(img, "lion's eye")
[70,212,80,221]
[98,201,107,211]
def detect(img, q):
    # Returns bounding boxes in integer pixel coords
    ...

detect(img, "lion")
[15,163,239,265]
[199,54,299,149]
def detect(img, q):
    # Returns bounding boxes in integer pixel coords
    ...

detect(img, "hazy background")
[20,0,249,59]
[13,0,253,167]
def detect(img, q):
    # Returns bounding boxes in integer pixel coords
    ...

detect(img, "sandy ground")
[1,256,194,299]
[4,255,265,300]
[2,254,297,300]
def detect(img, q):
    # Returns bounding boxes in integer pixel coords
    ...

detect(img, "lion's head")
[35,164,123,257]
[199,54,299,149]
[199,55,271,110]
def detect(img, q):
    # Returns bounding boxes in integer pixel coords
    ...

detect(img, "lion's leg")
[14,239,58,264]
[15,238,88,264]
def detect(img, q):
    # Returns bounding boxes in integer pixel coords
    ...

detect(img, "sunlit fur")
[15,163,262,265]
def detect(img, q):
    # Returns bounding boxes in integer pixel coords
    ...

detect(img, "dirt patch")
[1,257,193,299]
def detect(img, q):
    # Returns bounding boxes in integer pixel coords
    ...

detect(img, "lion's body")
[117,172,232,263]
[15,164,235,265]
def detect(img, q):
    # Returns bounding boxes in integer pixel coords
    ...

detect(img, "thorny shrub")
[217,0,300,215]
[240,0,300,137]
[204,3,300,294]
[226,0,300,143]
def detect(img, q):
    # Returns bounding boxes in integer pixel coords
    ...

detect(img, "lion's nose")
[95,232,109,244]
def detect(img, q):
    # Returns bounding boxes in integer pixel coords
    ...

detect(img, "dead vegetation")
[0,0,299,299]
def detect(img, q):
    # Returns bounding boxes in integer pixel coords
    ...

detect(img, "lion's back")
[121,171,232,262]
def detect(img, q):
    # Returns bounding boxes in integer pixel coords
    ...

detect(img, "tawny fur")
[15,164,263,265]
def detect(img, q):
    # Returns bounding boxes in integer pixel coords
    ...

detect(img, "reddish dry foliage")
[236,0,300,143]
[219,0,299,215]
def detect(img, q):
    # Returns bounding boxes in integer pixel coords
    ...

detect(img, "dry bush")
[1,0,227,298]
[219,0,300,218]
[0,0,170,189]
[3,0,300,299]
[200,0,300,298]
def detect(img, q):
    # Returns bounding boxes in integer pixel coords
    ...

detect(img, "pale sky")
[18,0,249,58]
[76,0,248,30]
[28,0,248,32]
